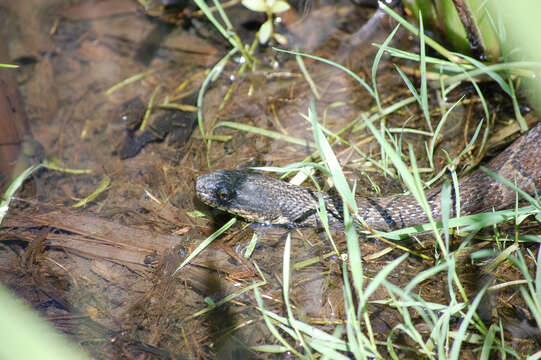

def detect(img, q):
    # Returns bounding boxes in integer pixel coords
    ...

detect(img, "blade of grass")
[187,274,266,320]
[71,174,110,208]
[428,97,464,168]
[1,164,42,225]
[479,324,497,359]
[253,286,302,357]
[481,166,540,208]
[105,69,156,96]
[379,205,540,240]
[372,24,401,113]
[296,53,320,100]
[273,48,375,99]
[341,260,364,359]
[418,12,431,131]
[213,121,315,148]
[282,233,313,357]
[308,100,356,209]
[193,0,251,62]
[443,60,541,89]
[449,282,490,359]
[440,180,452,254]
[536,244,541,311]
[197,48,236,141]
[379,2,462,63]
[140,85,160,131]
[173,218,236,275]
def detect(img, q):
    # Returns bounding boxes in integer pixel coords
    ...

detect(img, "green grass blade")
[1,164,43,225]
[418,12,431,131]
[273,48,375,99]
[308,100,356,209]
[428,97,464,166]
[372,24,401,113]
[378,205,540,239]
[449,282,489,360]
[536,244,541,311]
[479,324,497,360]
[213,121,315,148]
[380,3,461,63]
[393,64,421,108]
[481,166,540,207]
[253,287,302,357]
[173,218,236,274]
[283,233,313,357]
[360,253,408,306]
[197,49,237,140]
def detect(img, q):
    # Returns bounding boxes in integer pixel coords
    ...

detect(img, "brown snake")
[196,123,541,231]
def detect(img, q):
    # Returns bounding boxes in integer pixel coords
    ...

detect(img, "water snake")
[196,123,541,231]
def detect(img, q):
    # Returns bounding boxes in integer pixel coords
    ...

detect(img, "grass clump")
[190,1,541,358]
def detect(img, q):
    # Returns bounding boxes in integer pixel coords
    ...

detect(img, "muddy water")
[2,1,534,359]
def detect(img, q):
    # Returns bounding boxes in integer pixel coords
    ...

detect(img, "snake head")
[195,169,344,227]
[195,169,279,224]
[196,169,240,207]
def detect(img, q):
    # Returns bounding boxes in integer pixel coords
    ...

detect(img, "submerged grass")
[1,160,93,225]
[191,1,541,358]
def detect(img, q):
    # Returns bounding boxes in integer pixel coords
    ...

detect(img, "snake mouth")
[194,173,215,203]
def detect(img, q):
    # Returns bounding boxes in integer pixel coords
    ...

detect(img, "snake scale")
[196,123,541,231]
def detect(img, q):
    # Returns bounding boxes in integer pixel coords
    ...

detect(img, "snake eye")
[215,184,231,202]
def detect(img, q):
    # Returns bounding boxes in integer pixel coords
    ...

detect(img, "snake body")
[196,123,541,231]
